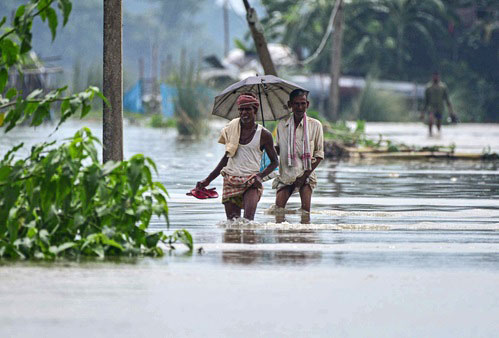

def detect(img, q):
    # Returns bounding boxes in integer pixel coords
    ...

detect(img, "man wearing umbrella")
[273,89,324,213]
[197,93,278,221]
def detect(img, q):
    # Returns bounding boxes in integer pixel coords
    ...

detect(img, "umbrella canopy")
[212,75,308,122]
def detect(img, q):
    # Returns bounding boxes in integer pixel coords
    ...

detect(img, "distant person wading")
[421,72,457,136]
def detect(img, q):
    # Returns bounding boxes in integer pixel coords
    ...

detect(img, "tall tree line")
[260,0,498,121]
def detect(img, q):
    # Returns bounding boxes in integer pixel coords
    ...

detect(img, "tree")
[261,0,335,72]
[261,0,450,79]
[0,0,102,130]
[344,0,449,80]
[0,0,192,258]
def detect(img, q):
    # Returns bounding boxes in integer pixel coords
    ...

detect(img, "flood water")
[1,121,498,337]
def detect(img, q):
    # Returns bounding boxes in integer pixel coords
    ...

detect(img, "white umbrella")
[212,75,308,125]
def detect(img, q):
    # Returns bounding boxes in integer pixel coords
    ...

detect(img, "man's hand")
[196,179,210,189]
[294,173,308,189]
[251,174,263,189]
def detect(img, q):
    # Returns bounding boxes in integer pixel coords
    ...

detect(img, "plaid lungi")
[221,173,263,205]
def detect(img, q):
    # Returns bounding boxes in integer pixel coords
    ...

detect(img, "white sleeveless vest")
[221,124,263,176]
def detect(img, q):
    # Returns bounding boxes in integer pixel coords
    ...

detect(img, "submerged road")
[1,122,498,337]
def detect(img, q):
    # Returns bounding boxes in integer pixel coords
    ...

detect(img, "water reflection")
[221,227,323,265]
[223,229,259,244]
[274,210,311,224]
[324,162,343,198]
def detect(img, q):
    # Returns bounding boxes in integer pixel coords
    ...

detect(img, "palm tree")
[345,0,449,79]
[261,0,450,79]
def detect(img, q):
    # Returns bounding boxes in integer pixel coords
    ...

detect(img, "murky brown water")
[1,121,498,337]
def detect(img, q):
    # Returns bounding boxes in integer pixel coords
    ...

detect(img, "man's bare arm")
[197,154,229,188]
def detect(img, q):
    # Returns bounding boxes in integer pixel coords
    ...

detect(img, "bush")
[149,114,176,128]
[324,120,373,147]
[443,61,498,122]
[0,0,193,260]
[347,79,412,122]
[0,128,192,259]
[171,62,210,137]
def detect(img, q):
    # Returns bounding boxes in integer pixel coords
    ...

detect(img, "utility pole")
[103,0,123,162]
[242,0,277,76]
[223,0,230,57]
[152,42,158,84]
[139,57,144,83]
[329,0,343,121]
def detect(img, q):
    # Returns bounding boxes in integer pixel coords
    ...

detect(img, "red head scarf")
[237,94,259,109]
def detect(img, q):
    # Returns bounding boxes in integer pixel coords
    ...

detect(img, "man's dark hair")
[289,89,309,101]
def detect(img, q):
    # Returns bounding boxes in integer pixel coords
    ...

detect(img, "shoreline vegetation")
[75,112,499,162]
[321,120,499,161]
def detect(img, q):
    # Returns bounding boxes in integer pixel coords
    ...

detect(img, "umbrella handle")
[257,84,265,127]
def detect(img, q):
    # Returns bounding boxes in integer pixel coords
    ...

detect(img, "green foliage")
[261,0,333,72]
[171,62,209,137]
[324,119,458,154]
[260,0,497,122]
[443,61,498,122]
[0,128,192,259]
[0,0,194,259]
[149,114,176,129]
[344,0,448,79]
[0,0,105,130]
[324,120,373,147]
[348,78,410,122]
[1,85,105,132]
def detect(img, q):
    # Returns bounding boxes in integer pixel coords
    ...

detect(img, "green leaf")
[60,98,70,113]
[0,68,7,93]
[102,161,121,176]
[0,166,12,182]
[39,229,50,245]
[24,101,40,116]
[145,232,161,248]
[92,245,104,258]
[30,105,50,127]
[20,37,32,54]
[80,104,91,118]
[89,86,109,106]
[27,227,38,239]
[27,88,43,100]
[7,214,19,242]
[15,5,26,18]
[1,39,20,65]
[145,157,158,173]
[37,0,50,21]
[46,7,58,41]
[57,0,72,26]
[101,237,124,251]
[6,88,17,100]
[174,229,193,251]
[55,242,76,254]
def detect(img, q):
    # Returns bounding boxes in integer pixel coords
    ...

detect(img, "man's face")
[238,105,257,124]
[432,73,440,83]
[288,94,309,118]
